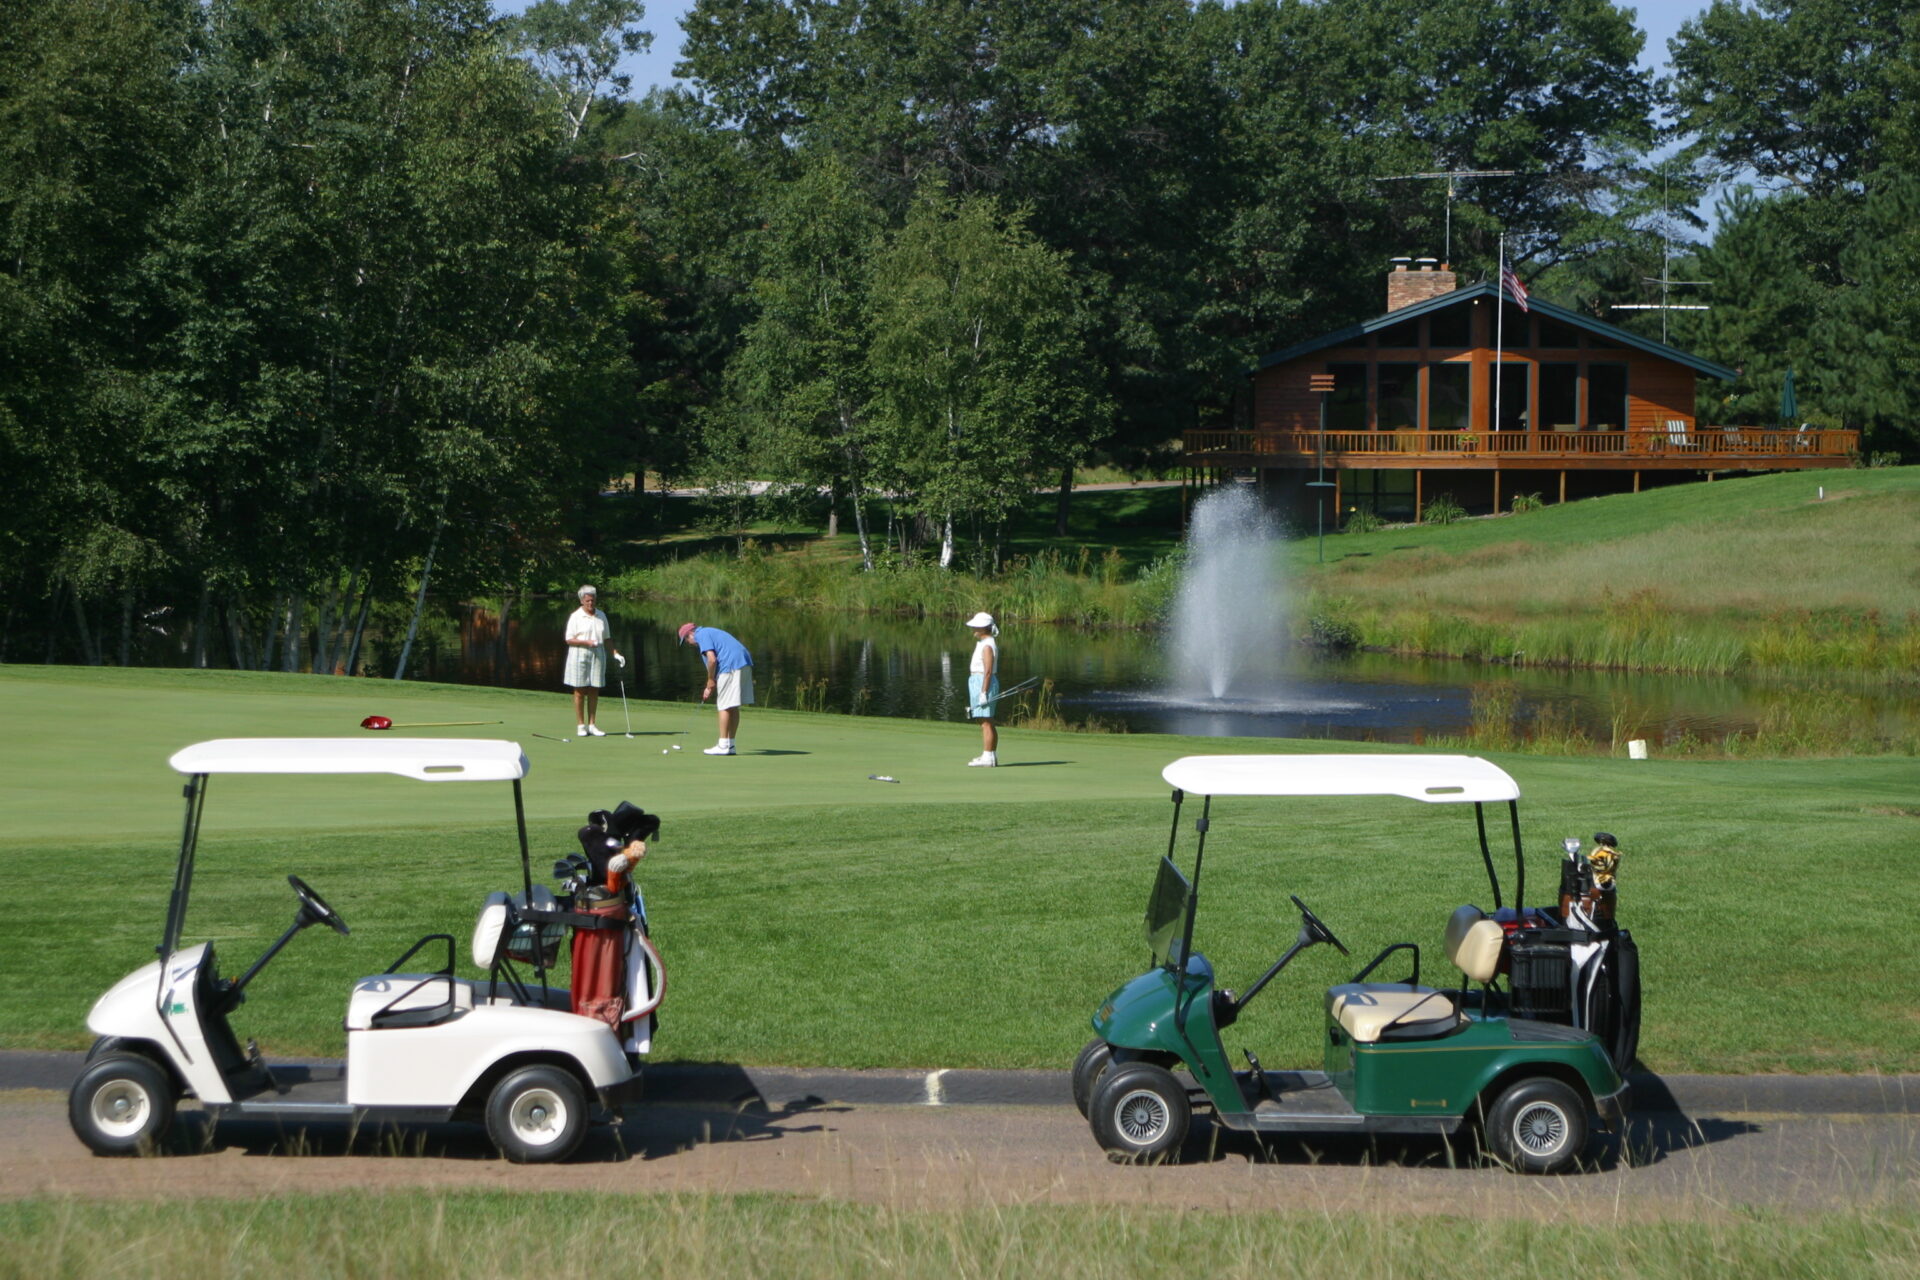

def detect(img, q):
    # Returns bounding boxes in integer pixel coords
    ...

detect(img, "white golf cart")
[69,738,662,1163]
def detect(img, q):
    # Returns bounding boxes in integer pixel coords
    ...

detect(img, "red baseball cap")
[677,622,698,644]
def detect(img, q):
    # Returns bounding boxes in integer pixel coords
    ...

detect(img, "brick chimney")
[1386,256,1457,312]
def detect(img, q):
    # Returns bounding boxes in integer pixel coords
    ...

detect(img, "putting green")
[2,666,1917,1074]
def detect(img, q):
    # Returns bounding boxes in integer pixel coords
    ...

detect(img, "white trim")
[1160,754,1520,802]
[169,738,530,782]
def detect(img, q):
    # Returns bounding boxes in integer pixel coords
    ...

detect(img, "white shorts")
[715,666,754,710]
[564,646,605,688]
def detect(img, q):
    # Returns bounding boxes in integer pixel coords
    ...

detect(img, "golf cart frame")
[71,739,654,1163]
[1079,755,1635,1174]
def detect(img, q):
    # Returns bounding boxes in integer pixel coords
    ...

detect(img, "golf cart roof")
[169,738,529,782]
[1161,754,1519,803]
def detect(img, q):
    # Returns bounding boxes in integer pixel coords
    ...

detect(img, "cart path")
[3,1090,1914,1217]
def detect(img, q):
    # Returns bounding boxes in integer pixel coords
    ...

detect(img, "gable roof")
[1254,280,1738,381]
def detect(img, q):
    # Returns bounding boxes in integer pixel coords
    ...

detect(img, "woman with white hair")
[563,585,623,737]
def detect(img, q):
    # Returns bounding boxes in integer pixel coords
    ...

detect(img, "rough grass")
[3,668,1918,1075]
[1303,468,1920,676]
[1,1192,1916,1279]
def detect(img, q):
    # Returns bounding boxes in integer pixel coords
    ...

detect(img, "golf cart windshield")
[1146,857,1191,968]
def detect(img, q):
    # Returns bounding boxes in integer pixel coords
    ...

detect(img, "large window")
[1428,304,1471,348]
[1495,362,1529,432]
[1342,469,1418,523]
[1541,364,1580,429]
[1587,364,1628,430]
[1377,364,1420,431]
[1376,319,1420,348]
[1327,363,1368,429]
[1429,364,1471,432]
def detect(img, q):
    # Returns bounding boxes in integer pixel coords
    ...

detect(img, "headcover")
[576,801,661,882]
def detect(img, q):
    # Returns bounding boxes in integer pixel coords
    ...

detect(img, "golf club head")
[360,715,393,730]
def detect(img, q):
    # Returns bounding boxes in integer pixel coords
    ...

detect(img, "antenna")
[1376,169,1518,263]
[1607,172,1709,342]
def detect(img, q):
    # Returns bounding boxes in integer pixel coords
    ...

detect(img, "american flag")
[1502,263,1530,311]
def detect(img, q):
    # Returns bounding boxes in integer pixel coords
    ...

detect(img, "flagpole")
[1494,232,1505,442]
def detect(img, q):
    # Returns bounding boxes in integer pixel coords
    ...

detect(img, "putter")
[361,716,504,731]
[531,732,571,745]
[618,677,635,738]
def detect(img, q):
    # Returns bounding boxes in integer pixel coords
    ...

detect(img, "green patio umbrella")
[1781,365,1798,422]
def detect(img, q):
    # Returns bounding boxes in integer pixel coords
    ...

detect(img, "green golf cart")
[1076,754,1638,1173]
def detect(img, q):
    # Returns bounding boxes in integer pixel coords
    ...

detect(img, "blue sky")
[495,1,1715,96]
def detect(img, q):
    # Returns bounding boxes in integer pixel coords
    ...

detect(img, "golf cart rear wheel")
[1090,1062,1190,1164]
[485,1065,588,1164]
[1485,1077,1588,1175]
[69,1053,175,1156]
[1071,1039,1114,1119]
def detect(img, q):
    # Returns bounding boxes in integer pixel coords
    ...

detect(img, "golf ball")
[662,749,669,754]
[671,744,681,751]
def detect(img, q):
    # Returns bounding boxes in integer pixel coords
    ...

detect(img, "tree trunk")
[938,511,955,568]
[117,590,133,666]
[1055,462,1073,536]
[226,598,248,670]
[71,591,101,665]
[282,589,305,673]
[192,582,211,668]
[344,577,374,677]
[849,479,874,572]
[393,509,445,681]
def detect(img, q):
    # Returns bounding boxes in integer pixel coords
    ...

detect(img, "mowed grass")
[2,1191,1917,1280]
[2,667,1917,1073]
[1303,467,1920,674]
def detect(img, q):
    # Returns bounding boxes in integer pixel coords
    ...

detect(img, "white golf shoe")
[967,753,997,767]
[703,743,735,756]
[577,725,589,737]
[586,724,607,737]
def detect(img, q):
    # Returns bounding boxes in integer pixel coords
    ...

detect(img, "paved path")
[7,1053,1915,1214]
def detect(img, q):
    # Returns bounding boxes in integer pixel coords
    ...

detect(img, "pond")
[387,596,1916,748]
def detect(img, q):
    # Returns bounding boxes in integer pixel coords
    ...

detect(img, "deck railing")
[1184,426,1858,463]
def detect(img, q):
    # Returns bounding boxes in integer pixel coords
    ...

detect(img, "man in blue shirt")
[678,622,754,755]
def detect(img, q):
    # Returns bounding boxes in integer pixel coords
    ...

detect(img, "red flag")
[1502,264,1530,312]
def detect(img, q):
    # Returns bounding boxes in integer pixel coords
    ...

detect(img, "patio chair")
[1664,420,1693,450]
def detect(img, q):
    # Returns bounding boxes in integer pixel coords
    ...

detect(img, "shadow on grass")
[994,760,1072,768]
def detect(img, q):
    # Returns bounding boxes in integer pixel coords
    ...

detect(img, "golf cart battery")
[1507,929,1580,1023]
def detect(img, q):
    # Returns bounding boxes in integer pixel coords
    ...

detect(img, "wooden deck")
[1183,426,1859,471]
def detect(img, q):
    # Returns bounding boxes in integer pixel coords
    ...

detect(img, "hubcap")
[1513,1101,1568,1156]
[91,1080,151,1139]
[1114,1088,1170,1146]
[509,1087,568,1146]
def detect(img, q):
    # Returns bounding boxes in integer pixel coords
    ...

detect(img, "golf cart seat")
[1325,906,1505,1043]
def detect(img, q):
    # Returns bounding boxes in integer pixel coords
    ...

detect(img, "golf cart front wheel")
[485,1065,588,1164]
[1071,1039,1114,1119]
[1090,1062,1190,1164]
[1484,1077,1589,1175]
[69,1053,176,1156]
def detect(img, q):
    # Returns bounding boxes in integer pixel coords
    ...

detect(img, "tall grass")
[3,1192,1916,1280]
[610,542,1180,628]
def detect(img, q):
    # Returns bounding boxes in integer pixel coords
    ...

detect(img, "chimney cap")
[1389,256,1413,270]
[1415,257,1439,270]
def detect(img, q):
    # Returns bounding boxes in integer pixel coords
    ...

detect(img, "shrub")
[1341,508,1385,534]
[1509,492,1545,514]
[1306,613,1361,651]
[1421,492,1467,525]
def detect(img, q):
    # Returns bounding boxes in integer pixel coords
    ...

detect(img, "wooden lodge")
[1185,259,1858,522]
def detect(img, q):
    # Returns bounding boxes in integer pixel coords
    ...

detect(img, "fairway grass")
[1,1191,1916,1280]
[3,667,1918,1074]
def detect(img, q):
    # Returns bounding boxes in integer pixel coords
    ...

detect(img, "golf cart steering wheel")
[1290,894,1348,956]
[288,875,350,937]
